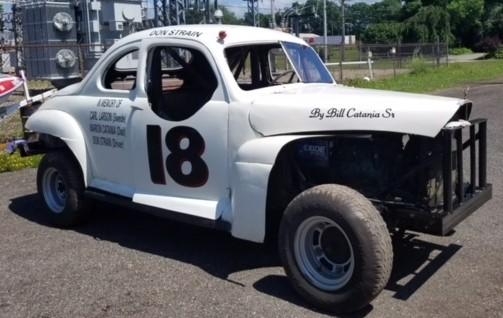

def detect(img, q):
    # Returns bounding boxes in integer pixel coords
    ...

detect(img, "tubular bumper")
[384,118,492,236]
[436,118,492,235]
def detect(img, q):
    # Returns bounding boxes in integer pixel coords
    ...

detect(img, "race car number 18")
[147,125,209,187]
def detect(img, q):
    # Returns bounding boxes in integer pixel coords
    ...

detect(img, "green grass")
[312,46,362,63]
[0,151,42,173]
[327,47,361,63]
[448,47,474,56]
[346,59,503,93]
[0,80,53,173]
[0,115,24,144]
[28,80,54,91]
[0,117,41,173]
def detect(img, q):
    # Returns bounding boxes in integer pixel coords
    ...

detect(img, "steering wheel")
[272,70,297,84]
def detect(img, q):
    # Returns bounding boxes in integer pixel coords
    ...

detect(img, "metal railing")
[315,41,449,81]
[1,41,449,82]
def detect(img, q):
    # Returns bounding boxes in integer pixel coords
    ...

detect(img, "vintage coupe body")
[21,25,491,313]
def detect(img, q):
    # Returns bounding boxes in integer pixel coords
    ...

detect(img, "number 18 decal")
[147,125,209,187]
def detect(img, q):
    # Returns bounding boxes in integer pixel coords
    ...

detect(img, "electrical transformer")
[22,1,80,85]
[20,0,142,87]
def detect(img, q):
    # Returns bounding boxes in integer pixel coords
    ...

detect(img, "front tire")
[278,184,393,313]
[37,151,89,227]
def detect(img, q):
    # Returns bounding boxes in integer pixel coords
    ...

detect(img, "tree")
[422,0,449,6]
[243,13,274,28]
[185,8,206,24]
[220,6,242,25]
[280,0,340,35]
[485,4,503,38]
[243,11,276,27]
[371,0,402,22]
[402,5,450,43]
[185,6,242,25]
[485,0,503,12]
[346,2,373,38]
[447,0,484,47]
[303,0,340,35]
[362,22,402,43]
[0,5,3,33]
[400,0,422,20]
[278,0,489,47]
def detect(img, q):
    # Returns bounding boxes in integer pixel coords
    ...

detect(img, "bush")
[0,151,42,173]
[475,36,501,56]
[494,49,503,59]
[409,58,430,75]
[449,47,474,55]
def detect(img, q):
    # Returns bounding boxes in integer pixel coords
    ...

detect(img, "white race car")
[20,25,492,313]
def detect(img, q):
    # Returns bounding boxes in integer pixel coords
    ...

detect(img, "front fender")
[230,135,324,243]
[26,109,89,186]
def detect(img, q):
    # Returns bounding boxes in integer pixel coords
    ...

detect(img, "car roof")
[77,25,310,94]
[111,24,307,49]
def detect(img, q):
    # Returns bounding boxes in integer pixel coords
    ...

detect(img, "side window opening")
[225,44,299,91]
[103,49,139,91]
[268,47,299,85]
[147,46,218,121]
[225,42,333,91]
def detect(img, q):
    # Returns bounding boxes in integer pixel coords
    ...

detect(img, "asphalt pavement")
[0,83,502,318]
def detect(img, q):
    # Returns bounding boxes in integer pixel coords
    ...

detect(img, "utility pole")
[245,0,259,27]
[270,0,276,28]
[323,0,327,62]
[206,0,211,23]
[339,0,346,82]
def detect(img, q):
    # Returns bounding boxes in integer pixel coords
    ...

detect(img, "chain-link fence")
[314,41,449,81]
[0,43,111,81]
[0,40,448,83]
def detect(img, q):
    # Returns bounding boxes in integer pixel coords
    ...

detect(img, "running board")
[85,188,230,232]
[133,193,220,220]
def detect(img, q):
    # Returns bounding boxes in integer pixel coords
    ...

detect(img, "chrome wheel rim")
[42,167,67,213]
[293,216,355,291]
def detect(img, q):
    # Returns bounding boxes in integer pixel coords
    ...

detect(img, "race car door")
[130,39,229,221]
[74,44,141,197]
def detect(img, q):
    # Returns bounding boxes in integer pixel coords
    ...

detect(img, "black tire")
[37,151,89,227]
[278,184,393,313]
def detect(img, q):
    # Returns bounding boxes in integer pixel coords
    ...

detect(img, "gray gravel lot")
[1,83,502,318]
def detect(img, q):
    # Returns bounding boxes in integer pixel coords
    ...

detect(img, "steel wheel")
[293,215,355,291]
[41,167,67,213]
[279,185,393,312]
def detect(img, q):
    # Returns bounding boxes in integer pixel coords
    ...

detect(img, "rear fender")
[26,109,89,186]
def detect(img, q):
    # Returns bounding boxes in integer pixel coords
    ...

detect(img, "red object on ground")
[0,76,24,98]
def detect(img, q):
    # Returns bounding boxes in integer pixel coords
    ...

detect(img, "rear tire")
[37,151,89,227]
[278,184,393,313]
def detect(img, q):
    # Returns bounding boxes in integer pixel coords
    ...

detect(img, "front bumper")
[435,118,492,235]
[437,183,492,235]
[384,118,492,236]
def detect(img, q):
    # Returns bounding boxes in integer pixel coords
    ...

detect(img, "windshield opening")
[224,41,334,91]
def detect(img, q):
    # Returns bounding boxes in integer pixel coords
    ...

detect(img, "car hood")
[248,84,469,138]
